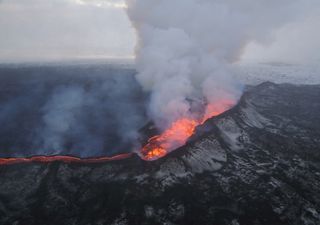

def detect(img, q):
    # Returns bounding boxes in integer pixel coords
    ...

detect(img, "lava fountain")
[141,100,236,161]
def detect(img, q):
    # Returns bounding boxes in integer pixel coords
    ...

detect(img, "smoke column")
[125,0,302,130]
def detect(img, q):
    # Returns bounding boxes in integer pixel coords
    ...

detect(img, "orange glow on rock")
[141,101,235,161]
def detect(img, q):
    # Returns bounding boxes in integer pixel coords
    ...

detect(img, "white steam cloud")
[125,0,305,130]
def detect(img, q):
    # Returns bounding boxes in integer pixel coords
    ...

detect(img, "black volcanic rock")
[0,82,320,225]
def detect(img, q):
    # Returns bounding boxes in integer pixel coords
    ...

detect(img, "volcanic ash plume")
[125,0,302,159]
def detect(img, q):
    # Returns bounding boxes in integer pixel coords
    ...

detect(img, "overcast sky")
[0,0,134,62]
[0,0,319,64]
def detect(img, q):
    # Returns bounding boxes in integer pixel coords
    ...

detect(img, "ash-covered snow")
[182,138,225,173]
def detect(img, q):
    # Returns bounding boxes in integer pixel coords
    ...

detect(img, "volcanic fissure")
[0,101,234,165]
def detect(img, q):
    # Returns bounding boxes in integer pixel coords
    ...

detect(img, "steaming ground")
[0,62,147,158]
[0,61,319,158]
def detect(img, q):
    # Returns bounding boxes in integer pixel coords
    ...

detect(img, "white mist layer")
[126,0,304,130]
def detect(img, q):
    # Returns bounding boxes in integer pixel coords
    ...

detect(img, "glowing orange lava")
[0,153,133,166]
[0,101,236,166]
[141,101,235,161]
[141,118,198,160]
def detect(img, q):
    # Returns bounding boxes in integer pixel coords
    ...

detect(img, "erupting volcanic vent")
[140,101,235,161]
[141,118,197,160]
[123,0,258,161]
[124,0,304,162]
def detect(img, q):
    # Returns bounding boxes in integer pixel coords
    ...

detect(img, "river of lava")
[0,153,133,166]
[141,102,234,161]
[0,102,234,166]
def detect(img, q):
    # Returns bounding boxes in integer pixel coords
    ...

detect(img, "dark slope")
[0,82,320,225]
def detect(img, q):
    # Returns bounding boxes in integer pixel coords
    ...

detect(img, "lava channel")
[0,102,235,165]
[0,153,133,166]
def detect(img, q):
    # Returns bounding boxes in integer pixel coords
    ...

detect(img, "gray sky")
[0,0,134,62]
[0,0,319,64]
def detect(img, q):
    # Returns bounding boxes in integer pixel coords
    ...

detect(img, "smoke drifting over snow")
[125,0,305,130]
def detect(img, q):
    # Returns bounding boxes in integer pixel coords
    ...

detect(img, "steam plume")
[125,0,303,131]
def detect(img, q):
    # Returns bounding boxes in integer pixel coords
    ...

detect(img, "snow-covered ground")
[234,63,320,85]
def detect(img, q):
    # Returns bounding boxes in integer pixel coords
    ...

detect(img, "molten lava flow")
[140,101,235,161]
[141,118,198,160]
[0,153,133,166]
[0,101,236,166]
